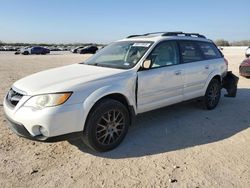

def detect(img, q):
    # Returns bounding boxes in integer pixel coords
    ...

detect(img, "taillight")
[224,58,229,66]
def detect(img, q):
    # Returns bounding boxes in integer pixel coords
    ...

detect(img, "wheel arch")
[212,75,222,83]
[203,72,222,95]
[82,92,136,131]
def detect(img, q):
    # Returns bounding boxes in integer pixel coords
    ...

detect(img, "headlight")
[24,92,72,110]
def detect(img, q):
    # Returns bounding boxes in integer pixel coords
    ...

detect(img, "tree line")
[1,40,249,47]
[214,39,250,46]
[0,41,103,47]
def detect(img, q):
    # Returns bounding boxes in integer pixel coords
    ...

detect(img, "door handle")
[205,65,209,69]
[175,70,182,75]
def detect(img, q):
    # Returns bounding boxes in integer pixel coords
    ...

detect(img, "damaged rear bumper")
[222,71,239,97]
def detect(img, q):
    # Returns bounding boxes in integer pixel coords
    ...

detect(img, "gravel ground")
[0,49,249,188]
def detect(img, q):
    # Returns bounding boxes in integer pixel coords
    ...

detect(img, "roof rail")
[127,32,206,39]
[162,32,206,38]
[127,35,143,38]
[127,32,165,38]
[143,32,166,35]
[161,32,183,36]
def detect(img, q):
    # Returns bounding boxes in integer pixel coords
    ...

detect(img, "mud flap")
[222,71,239,97]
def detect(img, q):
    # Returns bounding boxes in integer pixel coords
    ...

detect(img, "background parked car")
[71,46,84,53]
[218,46,223,51]
[3,46,17,51]
[77,45,98,54]
[49,46,61,51]
[15,47,28,55]
[14,50,21,55]
[239,58,250,78]
[245,47,250,58]
[21,46,50,55]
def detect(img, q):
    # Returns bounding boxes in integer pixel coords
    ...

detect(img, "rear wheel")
[82,99,130,152]
[204,79,221,110]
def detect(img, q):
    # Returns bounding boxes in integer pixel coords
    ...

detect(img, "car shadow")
[68,88,250,158]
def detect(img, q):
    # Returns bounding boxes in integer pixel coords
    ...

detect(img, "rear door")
[137,40,184,113]
[178,40,210,100]
[179,41,221,100]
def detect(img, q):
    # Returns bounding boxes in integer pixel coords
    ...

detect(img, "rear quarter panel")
[203,57,227,95]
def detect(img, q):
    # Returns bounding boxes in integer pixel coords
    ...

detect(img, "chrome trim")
[11,86,27,95]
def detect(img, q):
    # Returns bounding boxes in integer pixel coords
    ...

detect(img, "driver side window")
[148,41,179,68]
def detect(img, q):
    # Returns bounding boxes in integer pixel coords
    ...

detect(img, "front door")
[137,41,184,113]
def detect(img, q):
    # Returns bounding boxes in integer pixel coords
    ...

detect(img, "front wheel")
[23,51,29,55]
[82,99,130,152]
[204,79,221,110]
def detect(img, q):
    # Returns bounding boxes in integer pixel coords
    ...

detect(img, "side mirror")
[142,59,151,69]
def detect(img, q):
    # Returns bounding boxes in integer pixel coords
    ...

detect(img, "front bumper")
[5,115,82,142]
[5,115,32,138]
[3,97,85,141]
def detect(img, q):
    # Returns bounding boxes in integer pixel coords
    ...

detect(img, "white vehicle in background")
[245,46,250,58]
[3,32,237,152]
[71,46,84,53]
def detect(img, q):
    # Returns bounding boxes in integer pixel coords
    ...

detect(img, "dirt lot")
[0,49,249,188]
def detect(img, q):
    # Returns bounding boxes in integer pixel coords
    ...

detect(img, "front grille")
[240,66,250,74]
[6,88,24,107]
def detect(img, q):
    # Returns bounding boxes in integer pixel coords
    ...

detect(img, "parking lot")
[0,48,249,187]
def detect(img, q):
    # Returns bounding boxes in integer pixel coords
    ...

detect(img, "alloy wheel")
[207,84,220,106]
[96,109,125,145]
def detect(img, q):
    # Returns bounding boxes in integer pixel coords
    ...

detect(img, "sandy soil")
[0,49,249,188]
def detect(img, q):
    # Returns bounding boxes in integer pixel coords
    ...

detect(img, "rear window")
[197,42,222,60]
[179,41,203,63]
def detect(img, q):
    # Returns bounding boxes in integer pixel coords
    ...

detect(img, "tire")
[203,79,221,110]
[82,99,130,152]
[23,51,29,55]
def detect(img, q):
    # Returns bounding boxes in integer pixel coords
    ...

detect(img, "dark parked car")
[239,58,250,78]
[21,46,50,55]
[77,45,98,54]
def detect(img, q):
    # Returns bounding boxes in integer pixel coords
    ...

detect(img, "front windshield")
[84,41,153,69]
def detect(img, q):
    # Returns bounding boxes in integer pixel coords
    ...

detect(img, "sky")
[0,0,249,44]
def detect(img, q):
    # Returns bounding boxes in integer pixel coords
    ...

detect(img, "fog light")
[39,126,49,137]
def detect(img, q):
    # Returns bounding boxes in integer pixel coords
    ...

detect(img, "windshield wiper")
[81,62,125,69]
[80,62,99,66]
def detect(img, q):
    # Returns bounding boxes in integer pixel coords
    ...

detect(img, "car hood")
[13,64,126,95]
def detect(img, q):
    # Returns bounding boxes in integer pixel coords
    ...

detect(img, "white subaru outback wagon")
[3,32,237,151]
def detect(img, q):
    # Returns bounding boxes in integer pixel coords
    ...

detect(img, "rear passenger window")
[179,41,203,63]
[197,42,222,60]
